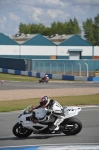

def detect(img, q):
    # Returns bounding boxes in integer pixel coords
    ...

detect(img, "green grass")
[0,73,75,82]
[0,73,39,82]
[0,73,66,82]
[0,94,99,112]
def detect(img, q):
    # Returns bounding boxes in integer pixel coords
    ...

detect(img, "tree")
[66,18,81,35]
[67,19,74,34]
[83,18,95,45]
[73,18,81,36]
[50,21,58,34]
[93,14,99,45]
[37,23,45,34]
[18,18,81,36]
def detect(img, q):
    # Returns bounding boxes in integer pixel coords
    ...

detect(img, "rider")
[43,75,49,81]
[36,96,65,133]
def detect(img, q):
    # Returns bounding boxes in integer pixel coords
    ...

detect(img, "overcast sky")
[0,0,99,35]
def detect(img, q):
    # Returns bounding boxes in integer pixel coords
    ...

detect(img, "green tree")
[93,14,99,45]
[67,19,74,34]
[73,18,81,35]
[56,22,64,34]
[50,21,58,34]
[18,18,81,36]
[43,27,52,36]
[83,18,95,45]
[66,18,81,35]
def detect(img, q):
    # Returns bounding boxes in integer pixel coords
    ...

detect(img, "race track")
[0,81,99,101]
[0,81,99,90]
[0,106,99,147]
[0,81,99,147]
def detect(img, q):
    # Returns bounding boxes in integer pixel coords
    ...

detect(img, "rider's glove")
[46,109,53,116]
[38,116,48,122]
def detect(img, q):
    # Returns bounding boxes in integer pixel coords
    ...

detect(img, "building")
[0,32,98,60]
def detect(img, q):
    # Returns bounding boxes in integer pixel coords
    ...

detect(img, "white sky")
[0,0,99,35]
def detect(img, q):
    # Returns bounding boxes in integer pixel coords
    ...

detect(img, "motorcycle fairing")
[64,106,81,118]
[18,113,48,131]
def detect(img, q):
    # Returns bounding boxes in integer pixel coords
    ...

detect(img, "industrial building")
[0,32,99,60]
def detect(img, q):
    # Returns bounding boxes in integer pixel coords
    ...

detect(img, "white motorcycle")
[13,105,82,138]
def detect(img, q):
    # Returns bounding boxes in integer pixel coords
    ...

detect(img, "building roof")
[6,33,93,46]
[59,34,93,46]
[0,33,19,45]
[45,34,74,45]
[9,33,38,44]
[47,34,74,40]
[22,34,56,46]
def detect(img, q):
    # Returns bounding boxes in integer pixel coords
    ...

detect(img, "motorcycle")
[13,105,82,138]
[39,77,49,83]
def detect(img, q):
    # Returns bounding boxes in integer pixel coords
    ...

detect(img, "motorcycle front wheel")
[12,123,33,138]
[62,117,82,135]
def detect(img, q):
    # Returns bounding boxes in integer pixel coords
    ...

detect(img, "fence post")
[78,63,81,76]
[62,62,65,75]
[55,62,58,74]
[43,61,45,74]
[71,63,73,76]
[50,63,52,74]
[38,61,40,73]
[85,63,88,77]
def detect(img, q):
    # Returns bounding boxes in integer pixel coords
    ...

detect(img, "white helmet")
[46,75,48,77]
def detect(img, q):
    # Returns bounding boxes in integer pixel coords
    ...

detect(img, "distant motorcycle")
[39,77,49,83]
[12,105,82,138]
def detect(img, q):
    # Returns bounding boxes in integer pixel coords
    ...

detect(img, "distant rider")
[43,75,48,80]
[42,75,49,82]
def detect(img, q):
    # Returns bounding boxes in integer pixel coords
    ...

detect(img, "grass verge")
[0,73,39,82]
[0,73,72,82]
[0,94,99,112]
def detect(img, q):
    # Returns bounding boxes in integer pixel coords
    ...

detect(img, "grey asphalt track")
[0,81,99,147]
[0,106,99,147]
[0,81,99,90]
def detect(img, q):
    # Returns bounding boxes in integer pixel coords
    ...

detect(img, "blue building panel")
[22,34,56,46]
[0,33,19,45]
[59,35,93,46]
[57,56,69,59]
[0,55,20,58]
[20,55,50,59]
[81,56,93,59]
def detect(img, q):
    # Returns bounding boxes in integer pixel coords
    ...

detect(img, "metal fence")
[26,59,99,77]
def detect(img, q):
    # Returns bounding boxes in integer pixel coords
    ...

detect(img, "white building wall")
[0,45,20,55]
[0,45,95,58]
[21,46,56,55]
[57,46,93,56]
[94,46,99,56]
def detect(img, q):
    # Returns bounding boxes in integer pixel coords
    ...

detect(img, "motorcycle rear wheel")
[12,123,33,138]
[62,117,82,135]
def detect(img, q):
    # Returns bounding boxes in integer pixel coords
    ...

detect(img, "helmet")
[45,75,48,77]
[40,96,50,107]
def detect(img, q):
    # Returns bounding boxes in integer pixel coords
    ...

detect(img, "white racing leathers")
[49,100,65,130]
[37,100,65,131]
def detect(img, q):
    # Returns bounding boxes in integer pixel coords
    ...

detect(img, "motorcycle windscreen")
[34,108,47,119]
